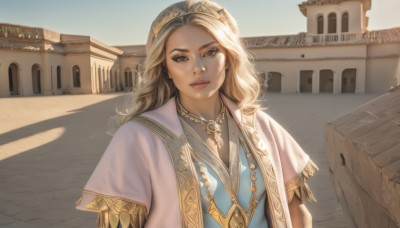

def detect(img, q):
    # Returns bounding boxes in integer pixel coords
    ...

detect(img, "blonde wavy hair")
[116,0,261,126]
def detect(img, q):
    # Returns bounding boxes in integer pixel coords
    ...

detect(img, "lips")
[190,80,209,86]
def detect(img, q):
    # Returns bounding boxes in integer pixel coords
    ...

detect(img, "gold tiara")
[151,1,224,37]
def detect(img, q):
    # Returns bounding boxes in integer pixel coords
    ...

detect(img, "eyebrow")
[169,41,217,54]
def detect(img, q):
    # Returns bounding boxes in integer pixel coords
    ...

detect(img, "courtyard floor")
[0,92,380,228]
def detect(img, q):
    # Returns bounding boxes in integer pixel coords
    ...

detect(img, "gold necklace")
[190,140,259,228]
[176,97,226,147]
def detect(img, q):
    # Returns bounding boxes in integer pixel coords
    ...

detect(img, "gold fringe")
[79,192,148,228]
[285,160,319,203]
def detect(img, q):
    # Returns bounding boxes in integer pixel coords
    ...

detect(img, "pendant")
[205,120,221,135]
[225,203,248,228]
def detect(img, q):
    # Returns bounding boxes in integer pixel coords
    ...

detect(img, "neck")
[179,94,222,120]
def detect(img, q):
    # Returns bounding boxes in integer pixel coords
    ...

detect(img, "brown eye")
[204,48,219,57]
[172,56,189,62]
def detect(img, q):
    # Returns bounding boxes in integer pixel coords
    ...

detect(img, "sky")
[1,0,399,46]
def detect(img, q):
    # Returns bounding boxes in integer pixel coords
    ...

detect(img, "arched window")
[342,12,349,33]
[124,68,133,87]
[328,13,336,33]
[317,15,324,34]
[328,13,337,33]
[8,63,19,95]
[57,66,62,89]
[72,65,81,88]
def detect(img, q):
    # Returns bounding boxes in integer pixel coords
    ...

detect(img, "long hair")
[116,0,261,127]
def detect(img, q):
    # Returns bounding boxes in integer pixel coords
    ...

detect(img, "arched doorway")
[266,72,282,93]
[342,69,356,93]
[56,66,62,89]
[320,69,334,93]
[8,63,19,95]
[98,67,102,93]
[114,70,118,91]
[124,67,133,89]
[300,70,313,93]
[32,64,41,94]
[110,70,114,90]
[72,65,81,88]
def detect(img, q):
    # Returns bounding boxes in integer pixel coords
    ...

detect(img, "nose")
[193,57,206,74]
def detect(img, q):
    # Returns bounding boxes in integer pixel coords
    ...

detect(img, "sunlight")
[0,127,66,160]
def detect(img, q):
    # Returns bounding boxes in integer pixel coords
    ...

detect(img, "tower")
[299,0,371,43]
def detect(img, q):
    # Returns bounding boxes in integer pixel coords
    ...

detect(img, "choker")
[176,97,226,148]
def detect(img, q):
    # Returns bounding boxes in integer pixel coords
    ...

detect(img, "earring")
[162,67,172,79]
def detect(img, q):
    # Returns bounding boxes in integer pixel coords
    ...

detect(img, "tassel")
[295,182,317,203]
[285,160,319,203]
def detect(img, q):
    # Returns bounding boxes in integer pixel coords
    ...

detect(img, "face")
[165,25,227,102]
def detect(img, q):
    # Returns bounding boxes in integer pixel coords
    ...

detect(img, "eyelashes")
[204,48,219,57]
[171,48,220,62]
[172,56,189,62]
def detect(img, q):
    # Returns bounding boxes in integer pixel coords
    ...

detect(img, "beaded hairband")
[151,1,224,37]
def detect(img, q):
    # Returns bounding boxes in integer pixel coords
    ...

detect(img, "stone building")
[0,0,399,97]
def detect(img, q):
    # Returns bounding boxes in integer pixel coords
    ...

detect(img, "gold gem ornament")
[176,97,226,148]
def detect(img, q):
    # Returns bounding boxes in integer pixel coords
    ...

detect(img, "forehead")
[166,25,218,50]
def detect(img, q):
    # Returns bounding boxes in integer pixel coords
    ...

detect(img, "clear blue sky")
[1,0,399,45]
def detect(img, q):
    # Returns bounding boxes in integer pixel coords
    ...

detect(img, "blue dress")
[180,113,269,228]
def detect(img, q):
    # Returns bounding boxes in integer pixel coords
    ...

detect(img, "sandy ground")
[0,93,380,228]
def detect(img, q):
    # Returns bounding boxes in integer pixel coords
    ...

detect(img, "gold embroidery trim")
[133,116,204,228]
[239,110,288,228]
[77,192,148,228]
[285,160,319,203]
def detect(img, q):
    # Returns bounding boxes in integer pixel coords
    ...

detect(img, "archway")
[300,70,313,93]
[32,64,41,94]
[72,65,81,88]
[342,69,356,93]
[320,69,334,93]
[8,63,19,95]
[124,67,133,88]
[328,13,337,33]
[57,66,62,89]
[266,72,282,93]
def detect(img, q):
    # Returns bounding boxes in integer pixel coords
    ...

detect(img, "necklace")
[176,97,227,148]
[190,139,259,228]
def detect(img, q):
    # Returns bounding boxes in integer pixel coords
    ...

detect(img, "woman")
[76,1,318,227]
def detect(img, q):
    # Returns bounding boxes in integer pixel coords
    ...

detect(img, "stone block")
[326,87,400,227]
[382,160,400,227]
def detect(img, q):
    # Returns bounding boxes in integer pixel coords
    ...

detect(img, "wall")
[366,43,400,93]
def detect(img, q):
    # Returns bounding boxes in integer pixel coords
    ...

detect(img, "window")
[342,12,349,33]
[72,65,81,88]
[317,15,324,34]
[57,66,62,89]
[328,13,337,33]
